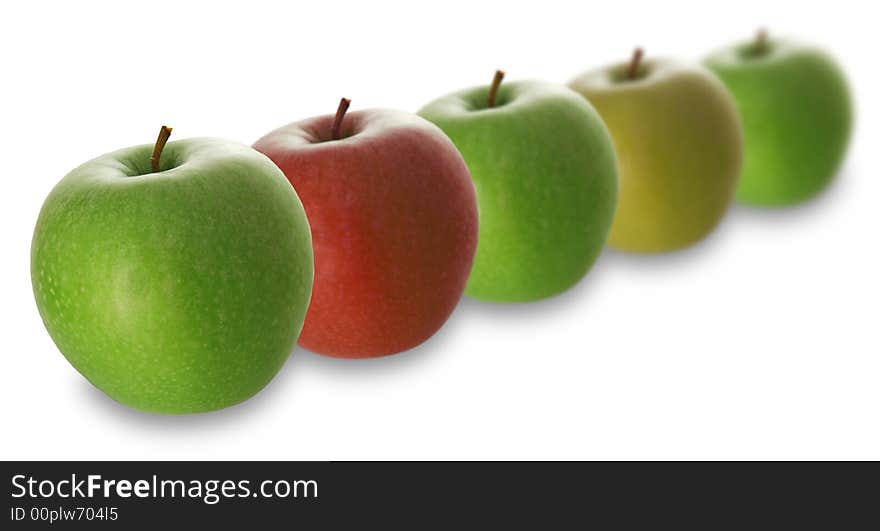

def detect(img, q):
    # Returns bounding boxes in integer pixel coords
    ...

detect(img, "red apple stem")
[754,28,768,54]
[150,125,172,173]
[627,48,644,80]
[487,70,505,108]
[331,97,351,141]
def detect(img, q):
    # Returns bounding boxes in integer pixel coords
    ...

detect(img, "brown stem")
[150,125,172,173]
[487,70,505,108]
[754,28,768,54]
[331,98,351,141]
[627,48,644,80]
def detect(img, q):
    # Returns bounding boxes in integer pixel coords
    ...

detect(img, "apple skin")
[704,38,853,206]
[418,81,618,301]
[31,138,314,414]
[569,60,743,252]
[253,109,478,358]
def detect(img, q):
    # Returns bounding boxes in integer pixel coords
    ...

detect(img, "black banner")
[2,462,877,527]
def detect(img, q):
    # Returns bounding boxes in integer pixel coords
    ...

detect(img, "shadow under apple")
[455,248,613,321]
[79,291,468,424]
[728,165,851,224]
[77,353,301,430]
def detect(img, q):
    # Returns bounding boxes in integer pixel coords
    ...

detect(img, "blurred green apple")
[418,73,618,302]
[705,32,853,205]
[31,129,314,414]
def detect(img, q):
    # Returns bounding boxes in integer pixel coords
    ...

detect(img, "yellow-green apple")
[569,50,743,252]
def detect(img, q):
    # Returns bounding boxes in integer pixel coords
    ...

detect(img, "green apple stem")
[487,70,505,108]
[150,125,173,173]
[753,28,768,54]
[627,48,644,80]
[331,97,351,141]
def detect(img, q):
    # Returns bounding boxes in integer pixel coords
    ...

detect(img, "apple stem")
[331,97,351,141]
[487,70,505,108]
[754,28,768,54]
[627,48,644,80]
[150,125,173,173]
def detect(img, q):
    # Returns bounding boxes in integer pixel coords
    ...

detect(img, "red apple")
[253,100,478,358]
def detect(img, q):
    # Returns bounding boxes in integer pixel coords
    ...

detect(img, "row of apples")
[31,31,851,413]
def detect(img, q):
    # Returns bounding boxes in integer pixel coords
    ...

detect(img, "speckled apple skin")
[569,60,743,252]
[418,81,618,302]
[254,110,478,358]
[31,139,314,414]
[705,39,853,206]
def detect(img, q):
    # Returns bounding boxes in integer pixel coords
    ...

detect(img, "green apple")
[704,32,853,205]
[418,72,618,302]
[569,51,743,252]
[31,128,314,414]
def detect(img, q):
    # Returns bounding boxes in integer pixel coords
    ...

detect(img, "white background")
[1,0,877,460]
